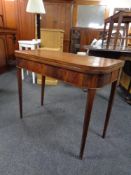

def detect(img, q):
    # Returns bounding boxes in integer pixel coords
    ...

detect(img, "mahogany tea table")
[15,50,124,159]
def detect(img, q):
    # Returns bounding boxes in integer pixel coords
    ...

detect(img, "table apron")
[16,58,120,89]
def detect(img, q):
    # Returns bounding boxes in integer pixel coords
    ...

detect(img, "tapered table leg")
[17,67,23,119]
[102,81,117,138]
[41,75,45,106]
[79,89,96,159]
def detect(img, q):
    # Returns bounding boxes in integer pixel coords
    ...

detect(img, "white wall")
[101,0,131,15]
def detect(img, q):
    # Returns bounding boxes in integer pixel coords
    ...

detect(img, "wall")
[1,0,35,42]
[73,0,131,27]
[72,0,109,27]
[0,0,3,26]
[17,0,35,40]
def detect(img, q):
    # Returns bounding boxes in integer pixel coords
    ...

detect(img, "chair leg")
[32,72,36,84]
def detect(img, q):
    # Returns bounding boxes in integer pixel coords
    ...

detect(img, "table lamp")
[26,0,46,39]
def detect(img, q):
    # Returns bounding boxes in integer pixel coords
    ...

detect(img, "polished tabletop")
[15,50,124,74]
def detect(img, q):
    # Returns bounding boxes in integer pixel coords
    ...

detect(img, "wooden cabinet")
[0,0,35,73]
[6,34,16,61]
[0,28,16,70]
[0,0,18,68]
[41,1,72,52]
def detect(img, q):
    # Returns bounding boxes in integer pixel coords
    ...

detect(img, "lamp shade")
[26,0,46,14]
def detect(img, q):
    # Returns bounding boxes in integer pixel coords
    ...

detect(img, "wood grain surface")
[15,50,124,74]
